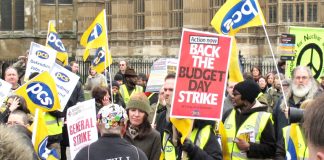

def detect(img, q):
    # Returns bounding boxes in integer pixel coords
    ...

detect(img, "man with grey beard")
[273,66,320,140]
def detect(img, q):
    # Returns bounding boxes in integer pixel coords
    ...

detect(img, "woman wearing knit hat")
[124,93,161,160]
[221,80,276,159]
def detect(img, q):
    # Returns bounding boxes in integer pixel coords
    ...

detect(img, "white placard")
[0,79,12,105]
[24,42,57,81]
[50,63,80,111]
[67,99,98,160]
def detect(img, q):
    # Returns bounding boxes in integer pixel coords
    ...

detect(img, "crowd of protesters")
[1,53,324,160]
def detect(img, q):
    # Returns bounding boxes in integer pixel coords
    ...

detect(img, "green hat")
[126,93,151,114]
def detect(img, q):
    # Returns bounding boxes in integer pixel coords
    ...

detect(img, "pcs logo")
[55,72,70,82]
[26,82,54,109]
[92,48,105,66]
[47,32,66,52]
[87,23,103,43]
[38,136,49,159]
[36,50,49,59]
[221,0,259,34]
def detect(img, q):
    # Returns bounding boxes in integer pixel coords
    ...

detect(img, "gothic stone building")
[0,0,323,59]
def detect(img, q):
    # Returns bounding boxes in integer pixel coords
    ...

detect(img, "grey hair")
[0,125,35,160]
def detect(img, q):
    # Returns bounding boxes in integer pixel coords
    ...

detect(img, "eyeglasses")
[294,76,309,81]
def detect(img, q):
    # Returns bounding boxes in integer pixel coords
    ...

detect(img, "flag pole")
[32,108,40,146]
[103,9,114,103]
[257,5,288,110]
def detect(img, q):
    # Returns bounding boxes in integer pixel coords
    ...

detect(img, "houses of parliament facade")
[0,0,323,59]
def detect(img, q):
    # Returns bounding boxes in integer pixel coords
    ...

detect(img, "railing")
[0,56,278,83]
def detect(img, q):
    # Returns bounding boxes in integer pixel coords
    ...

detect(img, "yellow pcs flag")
[211,0,265,36]
[46,21,69,65]
[91,47,113,73]
[14,71,61,114]
[32,109,60,160]
[170,118,193,144]
[81,10,109,61]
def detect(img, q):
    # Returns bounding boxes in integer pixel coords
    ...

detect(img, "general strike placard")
[171,28,232,120]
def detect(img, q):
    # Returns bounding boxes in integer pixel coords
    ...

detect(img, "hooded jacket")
[222,100,276,159]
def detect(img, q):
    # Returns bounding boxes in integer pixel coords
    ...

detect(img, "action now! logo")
[35,50,49,59]
[221,0,259,34]
[47,32,66,52]
[55,72,70,82]
[26,82,54,109]
[87,23,103,43]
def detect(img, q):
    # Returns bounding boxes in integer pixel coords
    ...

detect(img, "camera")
[288,107,304,123]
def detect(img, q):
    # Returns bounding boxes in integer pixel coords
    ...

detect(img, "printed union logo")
[165,146,173,152]
[225,124,232,129]
[55,72,70,82]
[192,110,200,116]
[87,23,103,43]
[47,32,66,52]
[38,136,48,158]
[35,50,49,59]
[221,0,258,34]
[26,82,54,109]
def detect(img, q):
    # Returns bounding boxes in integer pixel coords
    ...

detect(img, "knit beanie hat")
[126,93,151,115]
[114,74,123,81]
[233,80,261,103]
[112,80,120,88]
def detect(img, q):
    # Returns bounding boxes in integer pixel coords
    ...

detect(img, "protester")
[275,99,312,160]
[251,66,261,82]
[155,74,175,137]
[13,50,29,85]
[60,65,85,160]
[137,73,148,91]
[156,74,222,160]
[223,81,237,115]
[265,72,274,89]
[257,76,268,93]
[0,125,37,160]
[0,95,30,123]
[74,104,148,160]
[4,66,20,91]
[84,66,108,91]
[114,60,128,84]
[6,110,30,127]
[273,66,320,139]
[119,68,143,104]
[110,81,125,108]
[222,80,276,159]
[124,93,161,160]
[69,61,79,74]
[277,60,286,74]
[114,73,124,86]
[303,93,324,160]
[267,73,285,112]
[91,86,111,113]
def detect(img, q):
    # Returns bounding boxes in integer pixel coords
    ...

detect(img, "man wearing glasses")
[114,60,129,84]
[273,66,321,140]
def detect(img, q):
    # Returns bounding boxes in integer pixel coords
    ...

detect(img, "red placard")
[171,28,232,120]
